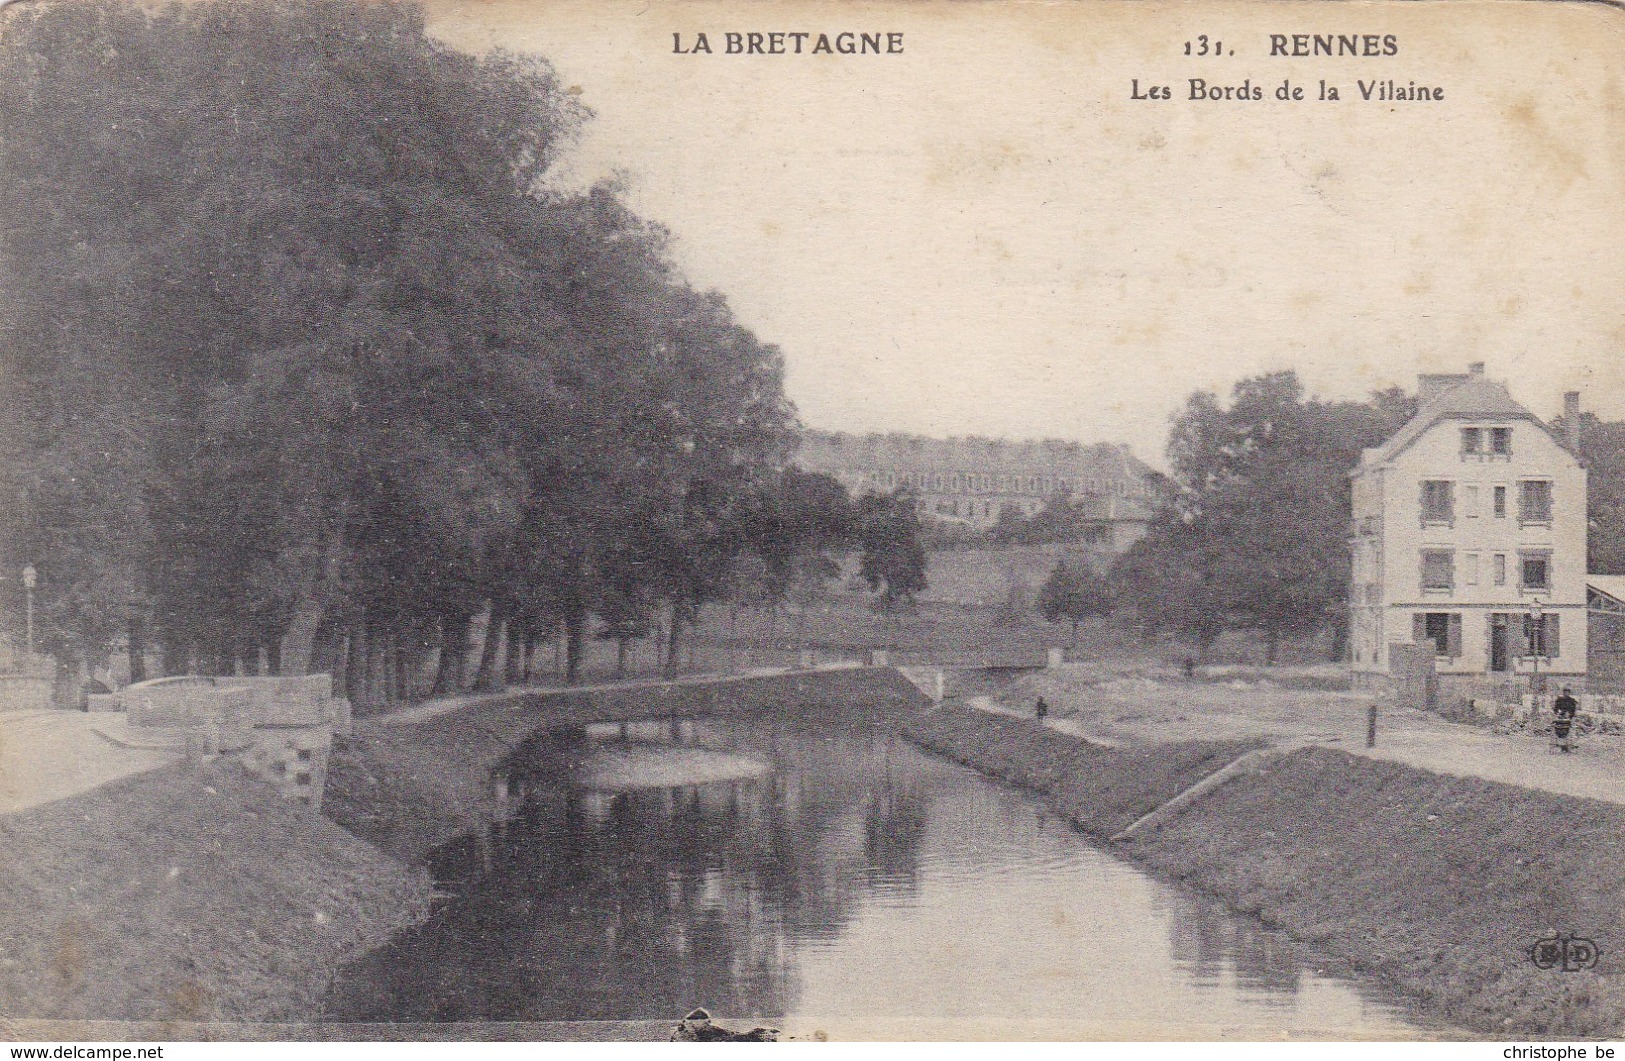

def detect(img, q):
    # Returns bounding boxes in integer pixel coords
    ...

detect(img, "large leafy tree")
[1116,372,1414,663]
[1554,413,1625,576]
[1036,559,1113,644]
[856,490,928,609]
[0,0,796,702]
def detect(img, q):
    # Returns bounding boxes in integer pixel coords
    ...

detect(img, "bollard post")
[1366,702,1378,748]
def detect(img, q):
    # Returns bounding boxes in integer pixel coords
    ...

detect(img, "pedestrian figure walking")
[1035,696,1048,720]
[1553,686,1579,753]
[1183,657,1196,681]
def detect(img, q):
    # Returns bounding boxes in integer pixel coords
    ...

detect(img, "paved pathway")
[0,709,179,815]
[964,694,1123,746]
[1354,723,1625,806]
[375,663,864,726]
[963,683,1625,807]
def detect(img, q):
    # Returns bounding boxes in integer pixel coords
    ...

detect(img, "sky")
[423,0,1625,468]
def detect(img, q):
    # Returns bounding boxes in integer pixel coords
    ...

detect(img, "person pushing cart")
[1552,686,1579,753]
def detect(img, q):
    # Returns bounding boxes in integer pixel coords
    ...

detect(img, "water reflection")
[325,717,1444,1036]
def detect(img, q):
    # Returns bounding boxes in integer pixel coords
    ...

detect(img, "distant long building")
[795,430,1162,550]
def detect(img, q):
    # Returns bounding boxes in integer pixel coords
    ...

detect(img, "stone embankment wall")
[325,667,930,864]
[92,674,352,807]
[902,704,1625,1038]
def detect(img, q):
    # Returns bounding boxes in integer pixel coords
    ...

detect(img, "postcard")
[0,0,1620,1043]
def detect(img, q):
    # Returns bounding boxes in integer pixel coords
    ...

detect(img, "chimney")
[1468,361,1485,376]
[1564,391,1582,452]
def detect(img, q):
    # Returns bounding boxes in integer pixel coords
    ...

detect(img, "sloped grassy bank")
[902,704,1264,836]
[0,760,429,1027]
[902,705,1625,1038]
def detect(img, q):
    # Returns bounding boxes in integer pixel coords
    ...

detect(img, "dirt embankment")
[325,667,930,864]
[903,704,1262,837]
[902,705,1625,1038]
[0,761,429,1029]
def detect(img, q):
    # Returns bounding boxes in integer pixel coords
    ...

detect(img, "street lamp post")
[21,564,36,661]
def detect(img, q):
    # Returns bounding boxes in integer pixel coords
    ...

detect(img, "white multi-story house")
[1349,363,1587,688]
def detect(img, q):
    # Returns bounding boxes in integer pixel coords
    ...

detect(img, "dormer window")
[1462,426,1512,461]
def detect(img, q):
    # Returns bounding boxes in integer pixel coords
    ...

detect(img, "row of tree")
[1039,373,1625,664]
[1025,373,1415,662]
[1112,372,1418,662]
[0,0,924,704]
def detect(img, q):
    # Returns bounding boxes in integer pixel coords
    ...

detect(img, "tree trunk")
[367,623,388,706]
[432,614,473,696]
[393,631,411,702]
[127,614,148,684]
[565,611,586,685]
[525,630,545,684]
[344,623,368,708]
[309,613,340,677]
[615,637,628,679]
[265,636,282,677]
[664,608,683,679]
[400,628,432,702]
[505,623,528,687]
[472,604,507,693]
[1327,614,1349,662]
[372,622,396,704]
[1265,627,1280,667]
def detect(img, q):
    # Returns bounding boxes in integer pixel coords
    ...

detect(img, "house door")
[1489,614,1510,672]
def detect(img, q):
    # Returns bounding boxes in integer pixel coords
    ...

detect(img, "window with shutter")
[1519,480,1553,524]
[1413,613,1427,645]
[1521,614,1559,657]
[1447,614,1463,658]
[1519,551,1552,591]
[1421,550,1454,591]
[1420,481,1454,524]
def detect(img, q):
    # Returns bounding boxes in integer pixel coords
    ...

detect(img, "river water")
[326,716,1451,1039]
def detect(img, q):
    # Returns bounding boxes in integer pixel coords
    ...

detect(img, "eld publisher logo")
[1528,932,1600,972]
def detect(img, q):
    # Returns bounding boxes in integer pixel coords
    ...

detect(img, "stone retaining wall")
[92,674,351,809]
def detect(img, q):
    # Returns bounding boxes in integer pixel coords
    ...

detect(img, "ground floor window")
[1414,611,1461,657]
[1522,612,1561,658]
[1488,611,1561,669]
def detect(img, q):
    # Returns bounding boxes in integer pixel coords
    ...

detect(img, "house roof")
[797,429,1157,481]
[1362,375,1545,470]
[795,429,1160,518]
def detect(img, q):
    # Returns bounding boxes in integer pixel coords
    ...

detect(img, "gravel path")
[0,709,179,814]
[979,666,1625,807]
